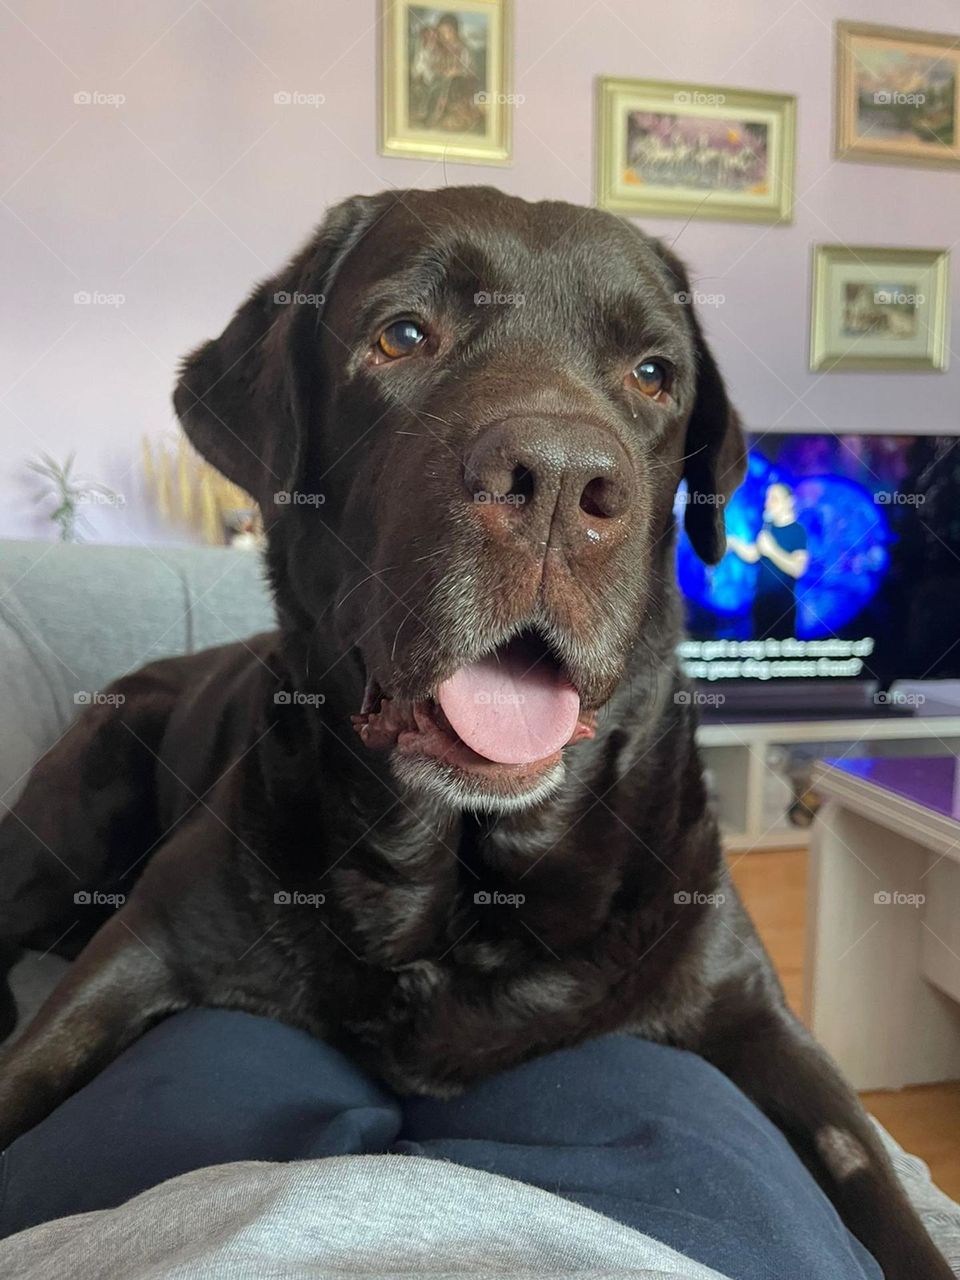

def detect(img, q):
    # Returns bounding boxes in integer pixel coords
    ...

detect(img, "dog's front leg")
[0,905,186,1148]
[701,999,952,1280]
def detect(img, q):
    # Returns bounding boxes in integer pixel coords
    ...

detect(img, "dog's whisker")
[419,410,465,427]
[335,567,399,612]
[390,610,412,663]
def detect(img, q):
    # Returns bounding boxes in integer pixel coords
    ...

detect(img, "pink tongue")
[437,641,581,765]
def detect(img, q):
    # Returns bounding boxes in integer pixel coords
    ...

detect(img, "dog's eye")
[376,320,426,360]
[630,359,670,401]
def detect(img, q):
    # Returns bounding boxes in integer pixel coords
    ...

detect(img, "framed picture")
[809,245,950,372]
[380,0,512,165]
[835,22,960,169]
[595,77,796,224]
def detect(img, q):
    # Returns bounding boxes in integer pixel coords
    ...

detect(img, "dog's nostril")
[510,466,535,504]
[580,476,617,519]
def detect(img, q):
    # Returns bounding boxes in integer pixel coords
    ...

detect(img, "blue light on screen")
[675,450,893,638]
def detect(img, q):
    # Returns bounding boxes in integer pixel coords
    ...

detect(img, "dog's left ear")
[649,240,747,564]
[173,194,386,513]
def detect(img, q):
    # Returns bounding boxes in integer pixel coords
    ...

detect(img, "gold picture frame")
[809,245,950,372]
[835,21,960,169]
[380,0,512,165]
[595,77,796,224]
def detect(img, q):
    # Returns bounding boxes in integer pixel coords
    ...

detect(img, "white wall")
[1,0,958,543]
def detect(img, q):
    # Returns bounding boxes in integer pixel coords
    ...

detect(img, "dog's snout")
[464,419,633,544]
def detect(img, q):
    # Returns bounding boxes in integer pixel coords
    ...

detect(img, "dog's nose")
[464,419,633,542]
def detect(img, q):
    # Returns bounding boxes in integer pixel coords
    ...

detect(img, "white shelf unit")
[695,716,960,852]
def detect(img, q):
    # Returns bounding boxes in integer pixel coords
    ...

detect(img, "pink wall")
[1,0,958,544]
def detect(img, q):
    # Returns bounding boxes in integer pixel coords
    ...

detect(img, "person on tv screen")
[727,483,810,640]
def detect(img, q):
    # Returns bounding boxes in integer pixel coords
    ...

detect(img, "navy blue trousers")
[0,1010,881,1279]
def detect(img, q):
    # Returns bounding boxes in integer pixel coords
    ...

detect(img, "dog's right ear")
[173,194,386,511]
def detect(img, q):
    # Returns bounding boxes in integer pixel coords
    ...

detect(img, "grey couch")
[0,538,957,1270]
[0,538,275,1022]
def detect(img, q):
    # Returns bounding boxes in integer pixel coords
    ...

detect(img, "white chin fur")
[390,751,566,814]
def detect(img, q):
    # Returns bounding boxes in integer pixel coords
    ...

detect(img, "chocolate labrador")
[0,188,950,1277]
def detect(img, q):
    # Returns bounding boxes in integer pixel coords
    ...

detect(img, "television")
[676,432,960,712]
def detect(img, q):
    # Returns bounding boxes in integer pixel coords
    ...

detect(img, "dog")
[0,188,951,1278]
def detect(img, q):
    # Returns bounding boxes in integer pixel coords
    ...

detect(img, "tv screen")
[676,433,960,687]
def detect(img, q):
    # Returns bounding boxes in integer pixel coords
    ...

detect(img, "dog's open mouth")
[352,631,596,782]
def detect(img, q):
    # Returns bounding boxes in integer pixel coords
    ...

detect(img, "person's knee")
[401,1035,744,1147]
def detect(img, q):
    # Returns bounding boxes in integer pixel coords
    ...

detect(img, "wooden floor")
[729,846,960,1202]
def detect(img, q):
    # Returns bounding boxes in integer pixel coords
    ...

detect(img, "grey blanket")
[2,1132,960,1280]
[0,1155,729,1279]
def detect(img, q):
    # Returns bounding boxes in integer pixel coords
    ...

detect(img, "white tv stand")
[695,715,960,851]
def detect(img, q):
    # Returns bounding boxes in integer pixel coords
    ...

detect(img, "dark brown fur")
[0,188,950,1277]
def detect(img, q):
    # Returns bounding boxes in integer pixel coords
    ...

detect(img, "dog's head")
[174,188,744,813]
